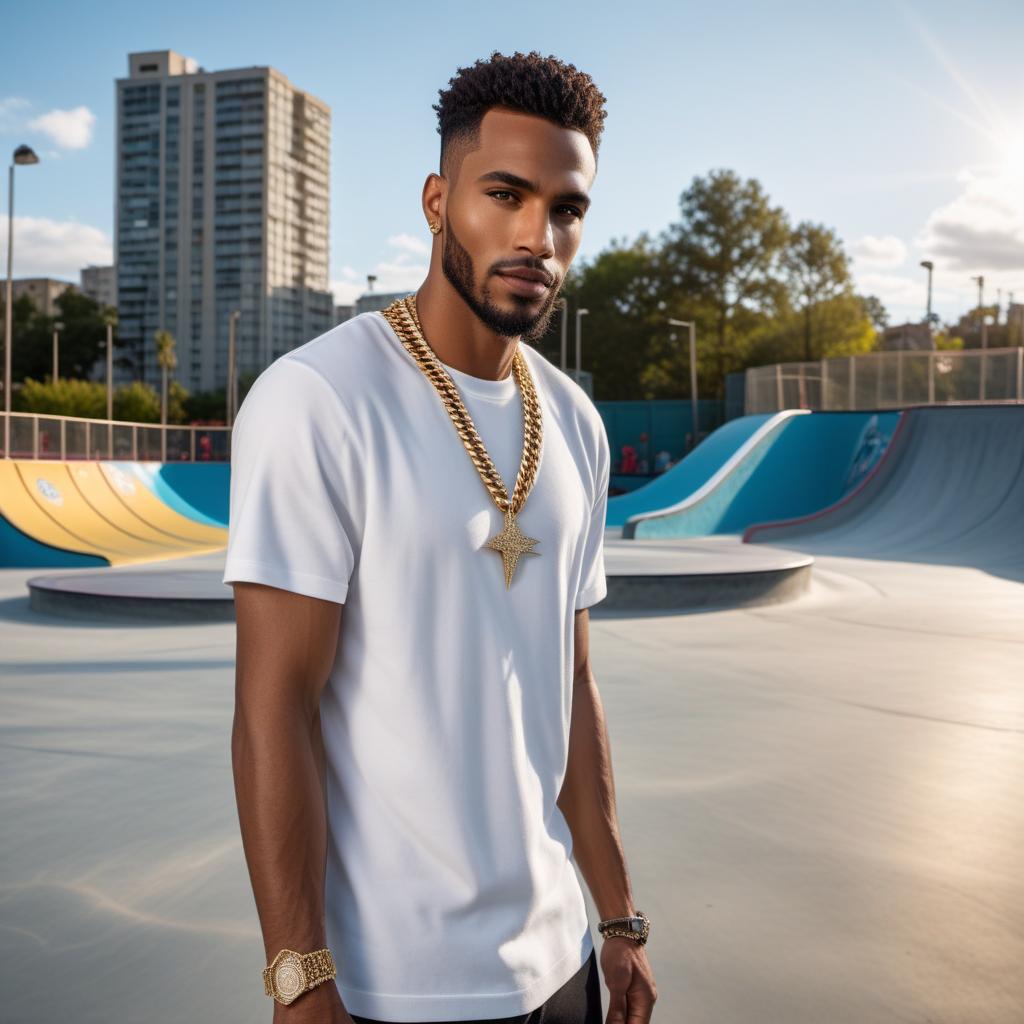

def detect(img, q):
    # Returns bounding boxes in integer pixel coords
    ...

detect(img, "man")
[224,51,658,1024]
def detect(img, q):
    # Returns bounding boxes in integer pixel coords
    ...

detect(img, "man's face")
[439,106,596,341]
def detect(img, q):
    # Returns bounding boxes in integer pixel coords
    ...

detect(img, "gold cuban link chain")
[379,294,544,588]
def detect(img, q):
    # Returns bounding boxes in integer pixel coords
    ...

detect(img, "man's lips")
[494,268,554,298]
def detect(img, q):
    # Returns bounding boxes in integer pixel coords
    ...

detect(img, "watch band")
[299,948,337,988]
[263,947,336,1005]
[597,910,651,945]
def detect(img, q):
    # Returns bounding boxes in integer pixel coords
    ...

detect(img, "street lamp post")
[105,315,115,421]
[920,260,934,326]
[555,297,568,372]
[227,309,240,427]
[574,307,589,380]
[3,144,40,459]
[52,320,64,383]
[971,274,987,350]
[668,318,700,452]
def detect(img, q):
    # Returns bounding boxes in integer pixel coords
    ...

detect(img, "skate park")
[3,379,1023,1022]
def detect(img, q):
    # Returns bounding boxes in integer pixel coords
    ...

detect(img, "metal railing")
[0,411,231,461]
[745,346,1024,413]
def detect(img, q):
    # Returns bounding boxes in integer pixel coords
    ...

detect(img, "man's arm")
[231,581,350,1022]
[558,607,658,1022]
[557,606,634,920]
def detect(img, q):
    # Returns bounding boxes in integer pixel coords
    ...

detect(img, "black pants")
[348,947,602,1024]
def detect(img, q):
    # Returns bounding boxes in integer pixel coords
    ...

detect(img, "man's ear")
[422,172,446,230]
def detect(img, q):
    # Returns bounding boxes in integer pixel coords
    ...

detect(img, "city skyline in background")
[2,0,1023,330]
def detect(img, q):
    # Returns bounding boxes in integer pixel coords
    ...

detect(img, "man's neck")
[414,274,519,381]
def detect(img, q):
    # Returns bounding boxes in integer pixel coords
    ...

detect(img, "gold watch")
[263,947,336,1006]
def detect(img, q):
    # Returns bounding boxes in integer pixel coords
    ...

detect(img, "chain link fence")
[1,412,231,461]
[745,347,1024,413]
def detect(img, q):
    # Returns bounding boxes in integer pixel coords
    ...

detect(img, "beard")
[441,216,561,343]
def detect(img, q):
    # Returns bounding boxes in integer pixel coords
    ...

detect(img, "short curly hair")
[433,51,607,176]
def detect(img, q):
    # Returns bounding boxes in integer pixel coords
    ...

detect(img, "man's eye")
[556,205,583,219]
[488,190,515,201]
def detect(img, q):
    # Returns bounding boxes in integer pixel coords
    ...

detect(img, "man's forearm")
[231,700,329,961]
[556,670,636,920]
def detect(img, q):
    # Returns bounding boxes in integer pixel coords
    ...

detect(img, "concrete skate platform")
[24,535,813,620]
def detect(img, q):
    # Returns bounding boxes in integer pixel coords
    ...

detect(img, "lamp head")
[13,144,39,166]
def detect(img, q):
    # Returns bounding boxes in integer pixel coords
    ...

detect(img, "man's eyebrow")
[476,169,592,211]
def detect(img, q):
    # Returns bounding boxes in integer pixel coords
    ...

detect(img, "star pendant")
[485,507,540,589]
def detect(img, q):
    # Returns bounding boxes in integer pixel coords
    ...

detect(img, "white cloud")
[917,166,1024,273]
[27,106,95,150]
[387,233,430,257]
[0,215,112,279]
[0,96,31,128]
[331,235,430,305]
[850,234,907,269]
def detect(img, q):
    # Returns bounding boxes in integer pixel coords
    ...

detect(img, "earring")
[428,221,441,235]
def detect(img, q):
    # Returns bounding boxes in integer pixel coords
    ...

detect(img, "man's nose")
[514,201,555,259]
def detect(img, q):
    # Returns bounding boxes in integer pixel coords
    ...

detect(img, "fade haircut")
[433,51,608,178]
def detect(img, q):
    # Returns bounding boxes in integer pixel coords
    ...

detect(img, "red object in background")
[198,433,213,461]
[619,444,637,474]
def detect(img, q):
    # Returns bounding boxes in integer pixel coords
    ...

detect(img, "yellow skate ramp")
[0,461,111,563]
[65,462,200,552]
[97,462,228,547]
[11,461,219,566]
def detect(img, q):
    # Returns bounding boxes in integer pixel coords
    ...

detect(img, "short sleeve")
[222,357,357,604]
[574,422,610,611]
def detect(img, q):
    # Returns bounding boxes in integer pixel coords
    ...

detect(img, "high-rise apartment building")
[80,265,116,309]
[115,50,333,393]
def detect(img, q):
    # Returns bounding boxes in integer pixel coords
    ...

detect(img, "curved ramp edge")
[623,410,811,538]
[743,411,909,545]
[127,462,229,527]
[606,413,777,528]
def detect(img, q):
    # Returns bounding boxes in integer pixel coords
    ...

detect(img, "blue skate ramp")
[744,405,1024,582]
[626,410,901,539]
[122,462,230,527]
[607,413,781,528]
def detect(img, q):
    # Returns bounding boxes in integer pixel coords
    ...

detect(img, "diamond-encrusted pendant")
[485,507,540,589]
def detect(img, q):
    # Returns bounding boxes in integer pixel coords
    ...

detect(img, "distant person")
[619,443,638,474]
[223,52,656,1024]
[198,432,212,462]
[654,449,672,473]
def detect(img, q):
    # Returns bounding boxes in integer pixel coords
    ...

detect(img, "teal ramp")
[607,413,779,528]
[0,513,106,569]
[118,462,230,527]
[626,410,901,539]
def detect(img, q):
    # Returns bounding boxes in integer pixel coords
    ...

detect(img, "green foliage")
[13,376,194,423]
[0,288,126,384]
[557,168,888,399]
[114,381,161,422]
[16,377,106,417]
[934,331,965,351]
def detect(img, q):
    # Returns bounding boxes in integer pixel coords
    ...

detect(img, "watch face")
[271,951,306,1005]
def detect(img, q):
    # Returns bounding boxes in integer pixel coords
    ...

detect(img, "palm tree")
[154,329,177,462]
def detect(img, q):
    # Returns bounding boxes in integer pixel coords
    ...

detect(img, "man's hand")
[600,938,658,1023]
[271,979,353,1024]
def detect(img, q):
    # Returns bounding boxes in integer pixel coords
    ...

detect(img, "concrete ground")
[1,548,1022,1023]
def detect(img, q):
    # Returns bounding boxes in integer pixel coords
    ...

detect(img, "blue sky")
[2,0,1023,325]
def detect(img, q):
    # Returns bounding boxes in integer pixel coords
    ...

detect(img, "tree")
[860,295,889,334]
[154,329,178,427]
[16,377,106,417]
[1,289,125,385]
[660,169,791,396]
[783,222,852,361]
[540,235,664,399]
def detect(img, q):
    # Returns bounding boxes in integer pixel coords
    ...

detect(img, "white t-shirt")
[222,308,610,1021]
